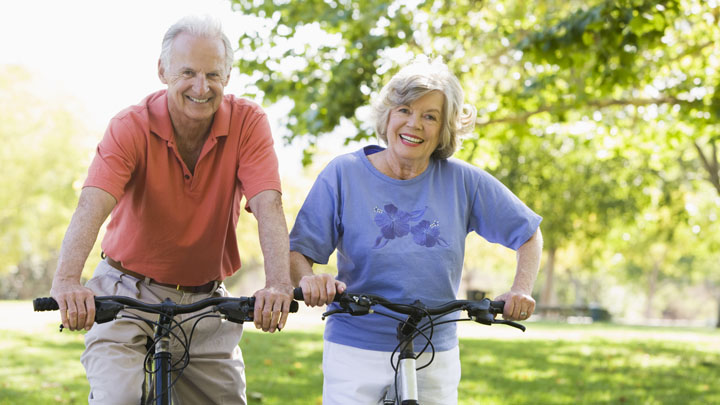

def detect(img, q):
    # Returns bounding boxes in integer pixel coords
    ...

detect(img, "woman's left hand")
[493,291,536,321]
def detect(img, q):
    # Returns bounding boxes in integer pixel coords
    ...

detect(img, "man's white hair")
[159,15,234,76]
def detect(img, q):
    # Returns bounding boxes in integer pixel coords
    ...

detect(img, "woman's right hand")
[298,274,346,307]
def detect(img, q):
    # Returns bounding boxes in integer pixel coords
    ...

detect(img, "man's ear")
[158,59,168,84]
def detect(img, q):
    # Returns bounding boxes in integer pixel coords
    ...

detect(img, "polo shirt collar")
[148,90,231,141]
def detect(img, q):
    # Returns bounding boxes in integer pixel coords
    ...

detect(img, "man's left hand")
[253,283,294,332]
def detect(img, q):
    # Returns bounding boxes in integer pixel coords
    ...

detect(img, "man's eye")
[182,71,194,77]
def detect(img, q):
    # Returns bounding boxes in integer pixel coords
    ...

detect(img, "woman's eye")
[398,107,410,114]
[425,114,438,121]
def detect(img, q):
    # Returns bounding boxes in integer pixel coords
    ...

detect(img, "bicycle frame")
[34,295,298,405]
[293,288,524,405]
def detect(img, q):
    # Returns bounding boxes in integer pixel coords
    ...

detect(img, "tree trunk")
[540,247,557,306]
[716,296,720,328]
[645,260,660,320]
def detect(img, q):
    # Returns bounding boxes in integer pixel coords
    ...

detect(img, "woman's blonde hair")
[371,56,476,159]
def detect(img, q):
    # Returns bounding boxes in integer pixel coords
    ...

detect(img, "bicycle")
[292,287,525,405]
[33,294,299,405]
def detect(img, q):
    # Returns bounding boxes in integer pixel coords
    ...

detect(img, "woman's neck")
[368,150,429,180]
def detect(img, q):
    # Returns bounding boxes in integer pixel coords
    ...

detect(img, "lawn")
[1,303,718,404]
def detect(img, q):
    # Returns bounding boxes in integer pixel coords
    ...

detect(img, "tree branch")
[694,139,720,195]
[475,96,682,127]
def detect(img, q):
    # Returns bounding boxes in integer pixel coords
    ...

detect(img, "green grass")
[2,318,718,404]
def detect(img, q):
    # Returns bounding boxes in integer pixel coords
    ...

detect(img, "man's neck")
[171,115,213,142]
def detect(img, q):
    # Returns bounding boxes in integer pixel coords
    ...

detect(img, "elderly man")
[49,15,293,404]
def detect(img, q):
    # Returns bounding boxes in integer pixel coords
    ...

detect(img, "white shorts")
[322,340,461,405]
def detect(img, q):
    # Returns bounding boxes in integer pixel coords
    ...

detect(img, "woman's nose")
[407,113,421,129]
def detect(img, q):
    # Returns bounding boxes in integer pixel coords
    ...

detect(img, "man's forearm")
[250,190,292,286]
[53,187,116,285]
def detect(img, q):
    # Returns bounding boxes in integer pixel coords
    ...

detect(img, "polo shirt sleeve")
[236,109,281,209]
[83,116,140,202]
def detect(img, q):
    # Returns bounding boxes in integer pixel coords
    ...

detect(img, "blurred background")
[1,0,719,329]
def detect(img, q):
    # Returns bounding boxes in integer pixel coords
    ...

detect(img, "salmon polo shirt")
[83,90,281,286]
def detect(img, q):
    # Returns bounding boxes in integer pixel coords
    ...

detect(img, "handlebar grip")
[490,300,505,313]
[33,297,59,311]
[292,286,344,303]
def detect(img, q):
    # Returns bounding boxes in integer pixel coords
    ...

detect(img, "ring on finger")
[520,311,528,317]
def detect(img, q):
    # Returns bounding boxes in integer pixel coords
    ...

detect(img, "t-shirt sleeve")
[236,110,281,210]
[468,170,542,250]
[289,162,342,265]
[83,117,139,201]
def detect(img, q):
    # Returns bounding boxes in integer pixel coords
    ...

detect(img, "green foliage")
[0,65,92,283]
[230,0,720,315]
[233,0,415,147]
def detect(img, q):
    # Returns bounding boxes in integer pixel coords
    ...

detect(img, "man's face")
[158,33,229,127]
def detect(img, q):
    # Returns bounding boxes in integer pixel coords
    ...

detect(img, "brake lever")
[321,308,347,320]
[322,297,373,319]
[215,300,255,324]
[493,319,526,332]
[95,301,126,324]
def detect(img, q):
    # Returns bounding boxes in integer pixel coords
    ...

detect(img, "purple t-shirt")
[290,146,541,351]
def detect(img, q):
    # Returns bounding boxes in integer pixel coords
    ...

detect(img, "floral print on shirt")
[372,204,447,249]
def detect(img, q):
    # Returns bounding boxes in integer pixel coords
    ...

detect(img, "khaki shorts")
[80,260,246,404]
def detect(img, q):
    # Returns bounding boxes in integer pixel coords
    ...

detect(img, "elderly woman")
[289,57,543,404]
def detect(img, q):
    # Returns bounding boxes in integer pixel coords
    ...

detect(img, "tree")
[0,65,94,298]
[230,0,720,322]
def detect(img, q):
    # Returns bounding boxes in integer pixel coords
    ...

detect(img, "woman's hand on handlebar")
[298,274,346,307]
[493,290,536,321]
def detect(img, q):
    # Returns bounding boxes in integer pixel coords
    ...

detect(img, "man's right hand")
[299,273,346,307]
[50,282,96,331]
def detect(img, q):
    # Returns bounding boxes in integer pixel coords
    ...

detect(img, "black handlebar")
[292,287,525,331]
[33,296,299,325]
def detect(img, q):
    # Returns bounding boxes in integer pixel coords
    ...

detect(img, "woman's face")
[385,90,444,165]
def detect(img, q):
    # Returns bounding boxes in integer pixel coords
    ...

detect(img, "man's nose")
[192,75,209,94]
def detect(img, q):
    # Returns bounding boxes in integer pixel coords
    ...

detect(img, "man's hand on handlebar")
[494,290,536,321]
[298,274,346,307]
[50,281,96,331]
[253,282,294,333]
